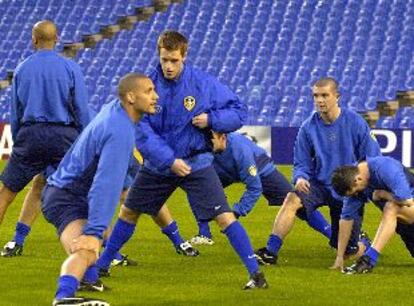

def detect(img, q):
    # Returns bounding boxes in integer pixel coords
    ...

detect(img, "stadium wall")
[0,124,412,167]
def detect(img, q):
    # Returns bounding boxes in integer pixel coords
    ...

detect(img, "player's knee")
[282,192,303,212]
[31,174,46,196]
[0,184,17,203]
[214,212,236,230]
[383,202,399,219]
[119,205,139,223]
[76,249,98,266]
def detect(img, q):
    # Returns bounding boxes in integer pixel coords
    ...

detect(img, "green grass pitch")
[0,163,412,305]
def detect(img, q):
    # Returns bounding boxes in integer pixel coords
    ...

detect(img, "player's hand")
[330,256,344,271]
[192,113,209,129]
[295,178,311,194]
[171,159,191,177]
[70,234,100,258]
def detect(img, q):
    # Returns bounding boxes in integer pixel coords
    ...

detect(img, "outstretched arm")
[232,145,262,217]
[331,219,354,270]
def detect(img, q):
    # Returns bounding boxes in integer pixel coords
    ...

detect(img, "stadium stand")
[0,0,413,127]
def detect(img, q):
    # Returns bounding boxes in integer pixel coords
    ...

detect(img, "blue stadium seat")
[1,0,413,126]
[382,115,398,128]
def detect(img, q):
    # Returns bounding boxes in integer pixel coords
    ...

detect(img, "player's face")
[211,133,227,153]
[346,175,368,196]
[130,78,159,115]
[312,85,339,115]
[159,48,186,80]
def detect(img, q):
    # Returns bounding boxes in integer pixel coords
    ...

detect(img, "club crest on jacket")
[184,96,196,111]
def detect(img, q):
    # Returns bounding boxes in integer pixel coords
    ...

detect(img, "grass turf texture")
[0,163,412,306]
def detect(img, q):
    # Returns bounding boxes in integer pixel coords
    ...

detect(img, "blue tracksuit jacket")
[342,156,414,220]
[136,64,247,175]
[11,49,91,141]
[213,132,275,216]
[46,100,135,239]
[293,108,381,189]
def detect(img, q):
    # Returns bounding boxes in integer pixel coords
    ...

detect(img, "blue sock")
[267,234,283,255]
[360,236,371,249]
[55,275,79,300]
[223,221,259,276]
[103,239,123,261]
[114,251,123,261]
[198,220,212,238]
[96,219,136,270]
[364,247,380,266]
[13,222,31,246]
[82,265,98,283]
[306,210,332,239]
[161,221,184,248]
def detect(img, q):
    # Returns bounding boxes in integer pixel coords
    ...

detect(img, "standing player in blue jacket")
[0,20,91,252]
[190,131,331,245]
[43,73,158,306]
[331,156,414,274]
[255,77,379,265]
[97,31,268,289]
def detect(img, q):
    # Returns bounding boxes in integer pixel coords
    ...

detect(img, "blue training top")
[293,108,381,188]
[47,100,136,239]
[11,49,91,141]
[136,64,247,175]
[341,156,414,220]
[213,132,275,216]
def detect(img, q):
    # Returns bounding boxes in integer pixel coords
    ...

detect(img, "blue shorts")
[260,169,293,206]
[125,165,231,220]
[41,185,88,236]
[1,123,79,192]
[259,170,314,221]
[295,180,363,255]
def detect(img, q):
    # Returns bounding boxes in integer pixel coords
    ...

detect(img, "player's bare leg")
[0,185,17,224]
[271,192,303,239]
[53,219,108,305]
[255,192,302,265]
[19,174,45,226]
[1,174,45,257]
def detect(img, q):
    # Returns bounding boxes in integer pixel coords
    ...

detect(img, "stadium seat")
[1,0,414,126]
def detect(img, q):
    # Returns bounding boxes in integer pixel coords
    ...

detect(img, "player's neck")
[35,43,55,51]
[121,102,142,123]
[128,110,142,123]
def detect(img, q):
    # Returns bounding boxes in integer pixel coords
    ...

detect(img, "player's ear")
[127,92,134,104]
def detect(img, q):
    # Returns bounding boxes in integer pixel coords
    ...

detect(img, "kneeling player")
[331,156,414,274]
